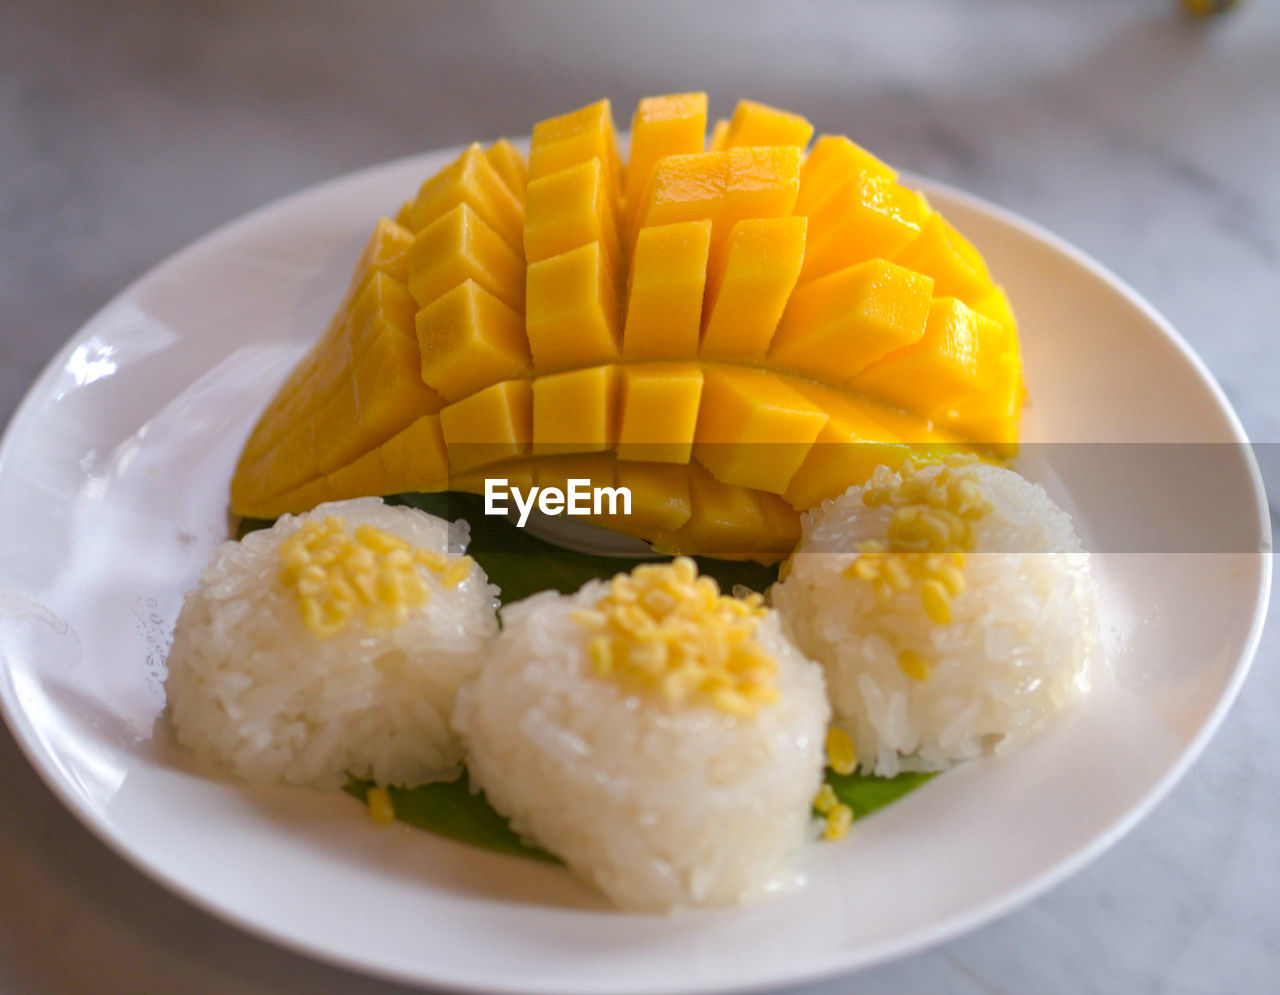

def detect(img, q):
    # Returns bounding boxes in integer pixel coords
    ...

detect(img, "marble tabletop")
[1,1,1277,991]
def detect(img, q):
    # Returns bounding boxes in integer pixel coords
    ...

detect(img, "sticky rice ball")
[166,498,497,789]
[773,458,1098,778]
[453,558,829,912]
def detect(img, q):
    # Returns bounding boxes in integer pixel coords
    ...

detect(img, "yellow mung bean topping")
[571,556,778,717]
[825,726,858,775]
[366,785,396,824]
[278,515,473,637]
[823,803,855,840]
[842,457,993,679]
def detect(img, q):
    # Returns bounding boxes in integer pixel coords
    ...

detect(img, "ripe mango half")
[230,95,1023,558]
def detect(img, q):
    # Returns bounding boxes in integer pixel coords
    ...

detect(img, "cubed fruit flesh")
[485,139,528,201]
[720,99,814,150]
[701,216,806,360]
[693,366,828,494]
[415,280,531,401]
[850,297,997,420]
[439,379,533,473]
[523,158,623,281]
[795,135,895,216]
[800,171,926,282]
[771,259,934,381]
[623,220,711,359]
[407,144,524,251]
[532,364,619,455]
[528,100,624,212]
[893,214,991,303]
[615,363,705,464]
[525,242,621,371]
[406,202,525,312]
[625,93,708,237]
[230,95,1023,561]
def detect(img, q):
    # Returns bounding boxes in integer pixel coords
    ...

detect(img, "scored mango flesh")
[231,95,1023,559]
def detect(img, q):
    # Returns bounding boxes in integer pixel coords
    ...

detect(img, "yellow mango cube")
[352,217,415,287]
[656,463,766,557]
[615,363,705,464]
[633,151,727,243]
[789,378,950,447]
[701,216,806,360]
[782,382,916,510]
[525,242,621,371]
[532,364,619,455]
[439,379,533,473]
[850,298,993,419]
[378,413,450,493]
[622,220,711,359]
[973,283,1016,331]
[605,462,692,536]
[406,203,525,312]
[408,144,525,251]
[528,100,623,205]
[800,172,926,282]
[721,99,813,149]
[795,135,895,216]
[722,145,801,238]
[894,214,991,303]
[346,270,417,347]
[415,280,531,401]
[352,324,441,437]
[635,149,799,271]
[771,259,934,381]
[693,366,828,494]
[711,145,801,276]
[624,92,708,234]
[486,139,528,202]
[523,158,622,279]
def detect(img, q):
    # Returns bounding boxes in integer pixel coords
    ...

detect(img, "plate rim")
[0,148,1271,995]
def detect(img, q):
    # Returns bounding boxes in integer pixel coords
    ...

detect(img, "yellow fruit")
[414,280,531,401]
[532,365,619,455]
[720,99,813,150]
[622,220,710,359]
[485,139,528,201]
[771,259,934,381]
[701,216,806,360]
[525,242,621,371]
[615,363,704,464]
[406,144,524,250]
[406,203,525,312]
[625,92,708,237]
[693,366,828,495]
[439,379,532,472]
[231,95,1025,559]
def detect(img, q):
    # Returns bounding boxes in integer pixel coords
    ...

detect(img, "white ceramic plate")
[0,149,1269,994]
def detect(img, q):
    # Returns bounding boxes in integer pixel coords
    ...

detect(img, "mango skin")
[231,96,1024,558]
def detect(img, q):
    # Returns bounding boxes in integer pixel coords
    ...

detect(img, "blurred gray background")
[1,1,1277,992]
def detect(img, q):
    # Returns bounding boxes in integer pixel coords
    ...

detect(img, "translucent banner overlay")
[322,442,1273,557]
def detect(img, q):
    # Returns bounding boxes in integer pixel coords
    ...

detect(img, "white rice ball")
[166,497,498,789]
[773,461,1098,777]
[452,573,829,912]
